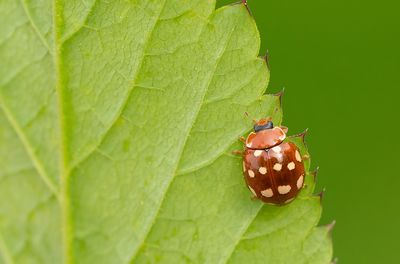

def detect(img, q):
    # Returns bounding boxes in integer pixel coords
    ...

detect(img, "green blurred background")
[217,0,400,263]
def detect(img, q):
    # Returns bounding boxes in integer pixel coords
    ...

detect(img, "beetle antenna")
[244,112,258,124]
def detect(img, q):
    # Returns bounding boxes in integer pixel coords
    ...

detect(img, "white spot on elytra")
[259,167,267,174]
[273,163,282,171]
[271,146,281,153]
[254,150,263,157]
[248,170,255,178]
[261,188,273,197]
[295,150,302,162]
[297,175,304,189]
[276,127,286,141]
[278,185,291,194]
[287,162,296,170]
[246,133,256,148]
[249,186,257,196]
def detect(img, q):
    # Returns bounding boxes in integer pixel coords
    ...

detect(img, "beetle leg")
[250,195,258,201]
[232,150,244,156]
[302,154,310,160]
[239,136,246,143]
[265,116,272,122]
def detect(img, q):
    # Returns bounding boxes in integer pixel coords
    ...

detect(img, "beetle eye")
[254,121,274,132]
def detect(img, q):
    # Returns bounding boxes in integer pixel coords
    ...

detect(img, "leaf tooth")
[272,87,285,109]
[227,1,253,17]
[315,187,326,204]
[266,51,270,70]
[310,166,320,183]
[272,87,285,97]
[326,220,336,234]
[259,49,270,70]
[290,128,309,142]
[326,220,336,260]
[240,0,253,17]
[289,128,311,155]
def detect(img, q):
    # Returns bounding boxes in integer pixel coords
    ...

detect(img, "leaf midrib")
[0,1,170,262]
[53,0,169,263]
[52,0,71,262]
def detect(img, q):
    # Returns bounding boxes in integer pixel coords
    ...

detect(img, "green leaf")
[0,0,333,263]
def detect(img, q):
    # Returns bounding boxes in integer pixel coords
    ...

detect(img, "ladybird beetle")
[240,118,305,205]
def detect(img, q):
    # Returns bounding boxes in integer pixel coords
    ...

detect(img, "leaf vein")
[129,23,238,263]
[220,205,263,264]
[19,0,52,54]
[0,232,13,264]
[222,196,318,264]
[60,0,99,43]
[69,0,168,171]
[0,97,60,199]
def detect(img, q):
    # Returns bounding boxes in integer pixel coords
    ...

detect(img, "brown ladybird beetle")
[240,118,305,205]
